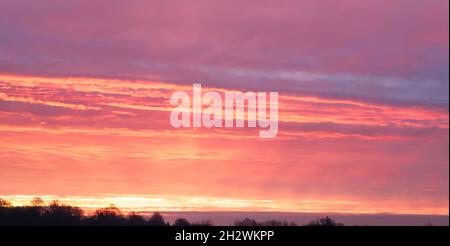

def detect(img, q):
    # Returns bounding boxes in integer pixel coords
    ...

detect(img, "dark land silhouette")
[0,197,345,226]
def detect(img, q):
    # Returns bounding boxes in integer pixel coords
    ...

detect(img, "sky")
[0,0,448,215]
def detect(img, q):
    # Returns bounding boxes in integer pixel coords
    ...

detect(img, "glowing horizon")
[2,194,448,215]
[0,0,448,218]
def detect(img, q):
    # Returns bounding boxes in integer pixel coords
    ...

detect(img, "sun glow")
[1,195,448,215]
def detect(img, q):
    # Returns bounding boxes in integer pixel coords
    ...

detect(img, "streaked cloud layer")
[0,0,448,214]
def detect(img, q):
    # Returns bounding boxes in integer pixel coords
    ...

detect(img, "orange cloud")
[0,73,448,215]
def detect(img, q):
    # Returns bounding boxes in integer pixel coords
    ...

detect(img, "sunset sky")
[0,0,448,215]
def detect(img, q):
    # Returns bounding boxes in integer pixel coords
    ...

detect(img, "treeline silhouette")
[1,197,343,226]
[233,216,343,226]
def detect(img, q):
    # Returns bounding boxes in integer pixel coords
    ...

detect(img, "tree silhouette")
[306,216,344,226]
[0,198,12,207]
[43,200,83,225]
[234,218,297,226]
[147,212,166,226]
[91,204,125,226]
[127,212,147,226]
[173,218,191,226]
[31,197,46,207]
[234,218,261,226]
